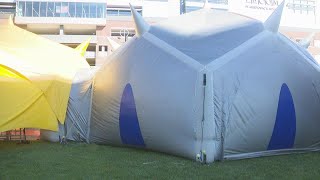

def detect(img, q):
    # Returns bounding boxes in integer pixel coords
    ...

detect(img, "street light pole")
[180,0,186,15]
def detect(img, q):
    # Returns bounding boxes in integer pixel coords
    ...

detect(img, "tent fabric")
[75,38,91,57]
[0,22,90,132]
[0,51,58,131]
[64,68,96,142]
[90,35,203,154]
[0,64,28,80]
[45,8,320,163]
[0,62,58,131]
[88,9,320,162]
[205,31,320,161]
[149,9,264,65]
[107,37,121,51]
[40,67,96,142]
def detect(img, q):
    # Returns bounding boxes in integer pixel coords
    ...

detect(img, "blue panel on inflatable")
[119,83,145,147]
[268,83,296,150]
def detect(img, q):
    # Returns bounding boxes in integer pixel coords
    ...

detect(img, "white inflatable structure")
[46,2,320,163]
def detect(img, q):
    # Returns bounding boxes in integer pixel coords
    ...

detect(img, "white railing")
[41,35,97,44]
[85,51,96,59]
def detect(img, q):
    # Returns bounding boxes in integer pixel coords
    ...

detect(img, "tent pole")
[23,128,26,142]
[20,128,22,143]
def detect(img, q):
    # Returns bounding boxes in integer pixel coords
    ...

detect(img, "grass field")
[1,141,320,179]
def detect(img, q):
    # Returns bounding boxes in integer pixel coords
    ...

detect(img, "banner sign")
[229,0,284,21]
[229,0,317,28]
[244,0,279,11]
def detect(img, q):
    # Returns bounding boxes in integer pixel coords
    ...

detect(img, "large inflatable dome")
[46,2,320,163]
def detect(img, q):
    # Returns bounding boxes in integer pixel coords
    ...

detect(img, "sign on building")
[229,0,281,21]
[229,0,318,29]
[244,0,279,11]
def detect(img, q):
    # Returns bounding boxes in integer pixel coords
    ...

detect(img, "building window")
[314,40,320,48]
[0,1,16,14]
[111,28,135,37]
[76,2,82,18]
[107,9,119,16]
[118,10,131,16]
[82,3,89,18]
[107,7,142,16]
[186,6,201,13]
[287,0,316,15]
[17,1,25,16]
[90,3,96,18]
[97,4,105,18]
[26,2,32,17]
[54,2,61,17]
[32,2,40,17]
[46,2,54,17]
[40,2,47,17]
[99,45,108,52]
[16,1,106,18]
[69,2,76,17]
[210,0,228,4]
[60,2,69,17]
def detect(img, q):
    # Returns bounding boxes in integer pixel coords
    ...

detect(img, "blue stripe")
[268,83,296,150]
[119,83,145,147]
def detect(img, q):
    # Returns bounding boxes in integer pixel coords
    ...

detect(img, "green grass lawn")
[1,141,320,179]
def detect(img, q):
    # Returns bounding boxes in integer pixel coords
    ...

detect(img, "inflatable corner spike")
[129,3,150,37]
[264,1,285,33]
[75,38,91,57]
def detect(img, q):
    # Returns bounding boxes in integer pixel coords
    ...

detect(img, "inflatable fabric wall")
[53,3,320,163]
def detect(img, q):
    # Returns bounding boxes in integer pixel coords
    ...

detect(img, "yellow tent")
[75,38,91,57]
[0,19,90,132]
